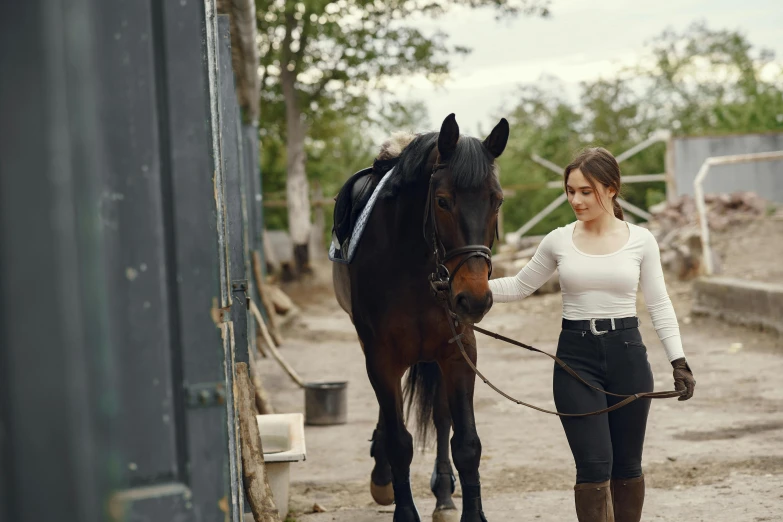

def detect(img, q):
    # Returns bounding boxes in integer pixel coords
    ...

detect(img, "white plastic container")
[255,413,307,518]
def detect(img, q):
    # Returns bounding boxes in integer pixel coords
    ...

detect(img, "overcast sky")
[387,0,782,137]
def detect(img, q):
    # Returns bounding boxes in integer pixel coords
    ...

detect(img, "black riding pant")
[553,326,654,484]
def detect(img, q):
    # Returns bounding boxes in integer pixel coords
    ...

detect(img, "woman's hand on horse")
[671,357,696,401]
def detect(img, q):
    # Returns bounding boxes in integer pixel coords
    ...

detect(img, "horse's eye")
[496,200,504,212]
[437,197,450,210]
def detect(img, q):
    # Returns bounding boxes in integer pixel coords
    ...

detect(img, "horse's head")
[427,113,508,324]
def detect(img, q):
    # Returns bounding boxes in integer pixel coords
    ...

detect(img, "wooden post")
[252,250,283,346]
[235,363,281,522]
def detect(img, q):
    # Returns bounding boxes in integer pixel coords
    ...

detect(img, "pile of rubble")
[493,191,773,285]
[648,191,768,235]
[647,192,770,280]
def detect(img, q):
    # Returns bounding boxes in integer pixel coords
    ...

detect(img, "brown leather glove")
[671,357,695,401]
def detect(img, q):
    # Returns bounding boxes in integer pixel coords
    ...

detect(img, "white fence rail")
[694,150,783,275]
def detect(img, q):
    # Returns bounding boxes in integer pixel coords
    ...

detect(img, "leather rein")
[423,159,683,417]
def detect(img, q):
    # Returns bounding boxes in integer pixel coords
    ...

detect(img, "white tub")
[255,413,307,518]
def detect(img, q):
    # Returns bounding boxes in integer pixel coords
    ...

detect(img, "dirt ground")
[257,234,783,521]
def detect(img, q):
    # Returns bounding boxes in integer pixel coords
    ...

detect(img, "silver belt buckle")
[589,318,613,336]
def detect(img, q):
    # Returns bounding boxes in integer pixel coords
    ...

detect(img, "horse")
[332,113,509,522]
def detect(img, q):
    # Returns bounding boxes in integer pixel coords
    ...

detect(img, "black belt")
[562,316,640,336]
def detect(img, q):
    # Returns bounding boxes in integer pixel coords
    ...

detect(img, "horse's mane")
[376,131,499,199]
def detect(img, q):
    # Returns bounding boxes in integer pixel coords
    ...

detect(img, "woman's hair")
[564,147,624,220]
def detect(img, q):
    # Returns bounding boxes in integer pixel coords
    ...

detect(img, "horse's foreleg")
[431,380,458,521]
[367,356,421,522]
[441,333,488,522]
[369,410,394,505]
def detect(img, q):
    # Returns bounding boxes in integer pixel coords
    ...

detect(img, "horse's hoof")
[432,506,460,522]
[370,479,394,506]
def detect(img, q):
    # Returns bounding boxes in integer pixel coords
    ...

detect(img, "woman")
[488,147,696,522]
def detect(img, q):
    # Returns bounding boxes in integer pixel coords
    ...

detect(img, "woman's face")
[566,168,616,222]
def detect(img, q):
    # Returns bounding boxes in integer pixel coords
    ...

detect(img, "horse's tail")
[403,361,441,448]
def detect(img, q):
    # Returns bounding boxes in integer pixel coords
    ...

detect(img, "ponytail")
[612,197,624,220]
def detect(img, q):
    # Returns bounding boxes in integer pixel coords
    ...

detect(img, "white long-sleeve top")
[489,222,685,362]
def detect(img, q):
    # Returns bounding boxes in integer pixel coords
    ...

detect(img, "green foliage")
[497,21,783,235]
[639,21,783,136]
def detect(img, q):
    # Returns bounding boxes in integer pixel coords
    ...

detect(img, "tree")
[255,0,550,274]
[638,21,783,136]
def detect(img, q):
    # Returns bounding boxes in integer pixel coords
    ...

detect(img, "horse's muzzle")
[453,290,493,324]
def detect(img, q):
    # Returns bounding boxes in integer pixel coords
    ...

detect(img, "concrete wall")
[692,277,783,335]
[673,133,783,202]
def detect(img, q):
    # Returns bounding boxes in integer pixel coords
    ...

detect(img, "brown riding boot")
[611,475,645,522]
[574,480,614,522]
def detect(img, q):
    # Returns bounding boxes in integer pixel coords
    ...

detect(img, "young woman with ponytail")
[488,147,696,522]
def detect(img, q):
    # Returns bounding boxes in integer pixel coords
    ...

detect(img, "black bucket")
[304,381,348,426]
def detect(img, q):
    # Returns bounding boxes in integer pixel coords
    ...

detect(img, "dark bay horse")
[332,113,509,522]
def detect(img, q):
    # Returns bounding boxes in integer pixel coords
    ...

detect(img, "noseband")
[423,159,496,298]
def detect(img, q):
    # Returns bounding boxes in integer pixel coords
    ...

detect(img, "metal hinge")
[231,279,250,308]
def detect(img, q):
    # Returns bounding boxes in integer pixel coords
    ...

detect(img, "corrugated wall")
[672,133,783,202]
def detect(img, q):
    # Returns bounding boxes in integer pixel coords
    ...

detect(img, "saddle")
[330,158,398,261]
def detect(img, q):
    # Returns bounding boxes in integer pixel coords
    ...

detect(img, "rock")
[708,213,730,232]
[680,197,696,218]
[659,227,681,251]
[741,192,766,214]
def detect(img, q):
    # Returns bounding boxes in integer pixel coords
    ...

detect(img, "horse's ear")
[483,118,509,158]
[438,113,459,161]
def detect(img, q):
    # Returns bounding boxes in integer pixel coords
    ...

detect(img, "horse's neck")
[389,181,431,266]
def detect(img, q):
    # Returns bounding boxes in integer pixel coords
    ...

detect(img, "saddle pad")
[328,166,396,265]
[332,166,374,246]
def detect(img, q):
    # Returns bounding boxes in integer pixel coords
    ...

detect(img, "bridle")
[423,157,497,294]
[420,156,684,417]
